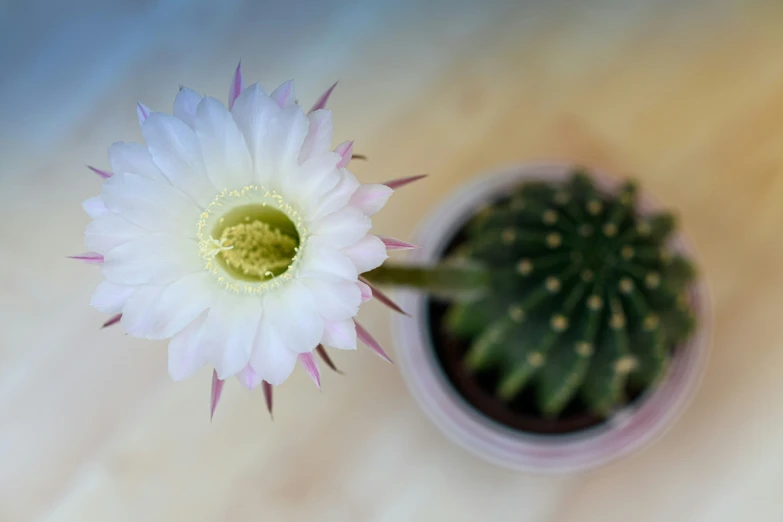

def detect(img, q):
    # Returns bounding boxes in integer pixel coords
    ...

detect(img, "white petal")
[173,87,201,128]
[122,272,216,339]
[302,276,361,321]
[82,196,109,218]
[298,243,358,281]
[195,96,253,190]
[143,112,216,207]
[249,319,298,385]
[341,234,388,273]
[168,312,210,381]
[236,363,265,390]
[101,173,200,235]
[260,104,310,187]
[262,282,322,353]
[108,142,168,184]
[309,168,361,221]
[90,280,135,314]
[298,109,333,164]
[283,152,340,211]
[85,214,148,254]
[230,83,277,184]
[349,184,393,216]
[202,293,262,379]
[310,207,371,249]
[270,80,295,108]
[321,319,357,350]
[102,233,202,285]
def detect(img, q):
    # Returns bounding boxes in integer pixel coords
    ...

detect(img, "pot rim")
[390,162,712,473]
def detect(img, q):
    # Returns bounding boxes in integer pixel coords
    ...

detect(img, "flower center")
[212,204,300,282]
[197,185,308,294]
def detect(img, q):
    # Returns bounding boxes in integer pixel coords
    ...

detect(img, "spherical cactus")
[443,170,697,418]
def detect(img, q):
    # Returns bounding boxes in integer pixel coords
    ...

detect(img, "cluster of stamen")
[197,185,307,294]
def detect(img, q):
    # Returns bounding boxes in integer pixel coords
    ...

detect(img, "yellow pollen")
[545,277,561,293]
[587,200,603,215]
[546,232,562,248]
[197,185,307,294]
[508,305,525,323]
[619,277,634,294]
[516,259,533,275]
[575,342,593,357]
[614,356,638,375]
[527,352,545,367]
[587,295,603,311]
[219,220,297,279]
[551,314,568,331]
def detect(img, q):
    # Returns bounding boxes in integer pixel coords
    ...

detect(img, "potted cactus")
[365,163,710,472]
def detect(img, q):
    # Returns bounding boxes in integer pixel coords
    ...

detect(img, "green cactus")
[440,170,697,418]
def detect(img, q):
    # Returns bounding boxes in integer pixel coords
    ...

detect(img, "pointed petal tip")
[68,252,104,264]
[298,353,321,389]
[383,174,428,190]
[358,277,410,317]
[101,313,122,329]
[308,80,338,114]
[315,344,344,375]
[210,370,225,421]
[87,165,113,179]
[379,236,419,251]
[136,101,151,125]
[229,60,244,110]
[355,321,394,364]
[334,140,354,168]
[262,381,274,418]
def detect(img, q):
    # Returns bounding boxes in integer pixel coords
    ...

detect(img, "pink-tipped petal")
[210,369,225,421]
[308,81,337,114]
[316,344,342,374]
[88,165,113,179]
[270,80,295,108]
[262,381,274,418]
[228,61,244,110]
[102,313,122,328]
[379,236,418,251]
[136,101,151,126]
[69,252,104,264]
[298,353,321,389]
[355,320,393,363]
[357,281,372,303]
[334,140,354,168]
[383,174,428,190]
[349,184,393,216]
[358,276,410,316]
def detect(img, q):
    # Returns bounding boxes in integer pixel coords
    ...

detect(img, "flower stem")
[363,262,490,298]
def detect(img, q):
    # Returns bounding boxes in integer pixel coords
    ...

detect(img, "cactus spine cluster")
[444,171,697,418]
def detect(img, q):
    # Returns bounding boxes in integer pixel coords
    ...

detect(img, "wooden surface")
[2,0,783,520]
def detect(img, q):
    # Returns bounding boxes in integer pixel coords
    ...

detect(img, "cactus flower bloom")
[76,63,419,416]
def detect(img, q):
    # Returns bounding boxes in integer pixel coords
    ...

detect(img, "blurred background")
[2,0,783,520]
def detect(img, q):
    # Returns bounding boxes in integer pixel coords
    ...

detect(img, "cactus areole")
[366,168,698,435]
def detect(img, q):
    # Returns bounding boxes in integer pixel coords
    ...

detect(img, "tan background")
[2,0,782,520]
